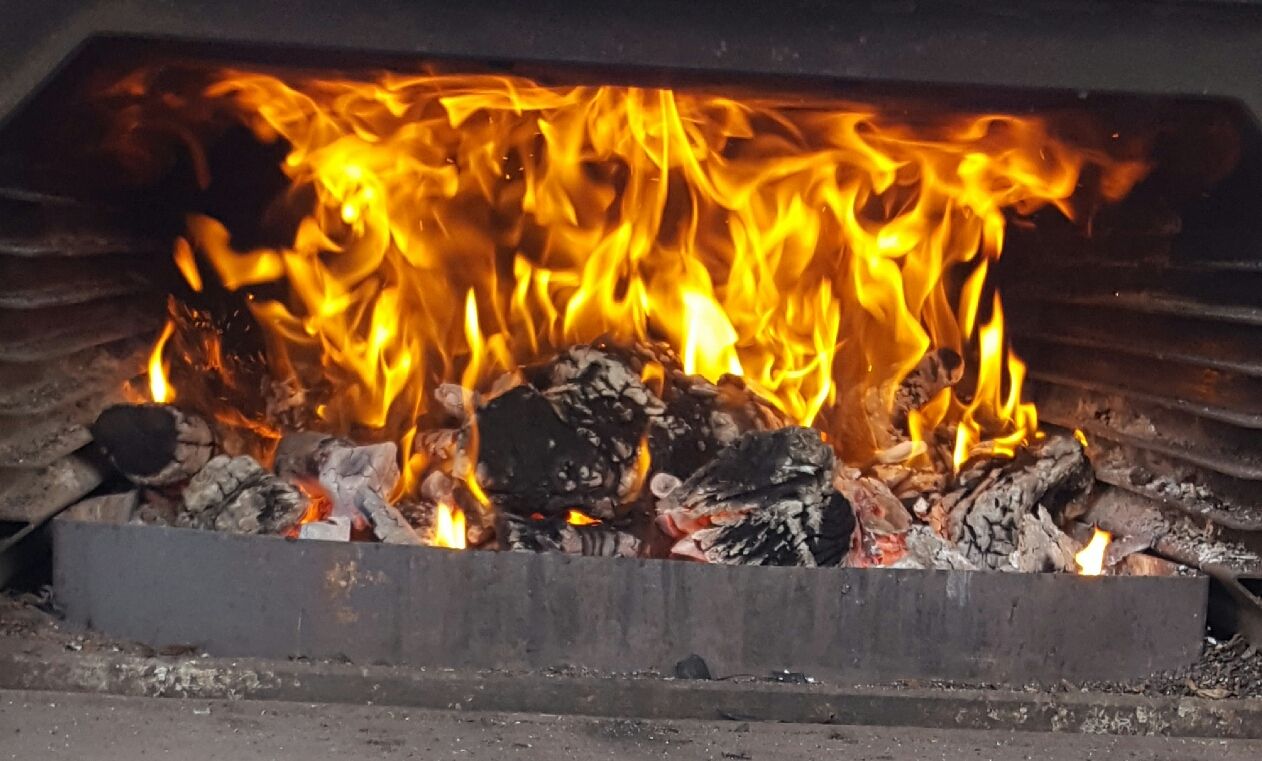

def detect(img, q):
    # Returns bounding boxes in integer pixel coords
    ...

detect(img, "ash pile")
[79,339,1254,580]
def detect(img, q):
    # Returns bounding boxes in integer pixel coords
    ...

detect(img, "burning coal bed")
[90,341,1126,575]
[77,68,1176,577]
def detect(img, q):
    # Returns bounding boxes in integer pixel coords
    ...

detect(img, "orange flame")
[433,502,467,549]
[1075,527,1112,576]
[565,509,602,526]
[137,69,1145,487]
[148,318,176,403]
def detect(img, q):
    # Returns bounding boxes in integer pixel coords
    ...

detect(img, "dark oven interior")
[1,36,1260,586]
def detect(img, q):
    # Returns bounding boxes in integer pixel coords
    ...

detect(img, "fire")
[565,510,602,526]
[124,69,1145,485]
[432,502,467,549]
[1075,527,1113,576]
[148,318,176,403]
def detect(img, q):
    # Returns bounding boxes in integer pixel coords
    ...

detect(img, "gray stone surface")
[2,689,1262,761]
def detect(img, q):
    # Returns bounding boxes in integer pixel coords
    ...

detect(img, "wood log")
[940,434,1093,570]
[356,490,424,545]
[1010,505,1081,573]
[888,525,978,571]
[274,432,399,521]
[180,454,307,534]
[473,341,785,522]
[498,514,642,557]
[655,427,854,567]
[90,404,214,487]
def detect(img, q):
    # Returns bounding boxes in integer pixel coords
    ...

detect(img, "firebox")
[1,2,1260,682]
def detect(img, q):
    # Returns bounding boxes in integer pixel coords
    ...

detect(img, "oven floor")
[1,689,1260,761]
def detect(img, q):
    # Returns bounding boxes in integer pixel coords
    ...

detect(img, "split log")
[498,514,642,557]
[888,525,978,571]
[1010,505,1081,573]
[656,427,854,567]
[90,404,214,487]
[356,490,424,545]
[180,454,307,534]
[274,432,399,521]
[939,434,1093,570]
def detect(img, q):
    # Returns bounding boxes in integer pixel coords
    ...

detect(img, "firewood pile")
[83,339,1148,574]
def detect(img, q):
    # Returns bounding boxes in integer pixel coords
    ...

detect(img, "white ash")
[888,525,978,571]
[1009,505,1080,574]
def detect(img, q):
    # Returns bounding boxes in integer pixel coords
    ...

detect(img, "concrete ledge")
[2,645,1260,739]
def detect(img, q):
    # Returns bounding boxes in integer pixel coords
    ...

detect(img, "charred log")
[498,514,642,557]
[180,454,307,534]
[473,341,785,522]
[940,434,1092,570]
[274,431,399,520]
[90,404,214,487]
[656,427,854,566]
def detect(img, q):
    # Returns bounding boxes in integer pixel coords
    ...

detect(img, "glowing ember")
[147,318,176,404]
[433,502,467,549]
[1075,527,1112,576]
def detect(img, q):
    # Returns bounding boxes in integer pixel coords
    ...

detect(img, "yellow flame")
[134,69,1145,485]
[1074,428,1089,448]
[148,319,176,403]
[433,502,467,549]
[172,236,204,292]
[1075,527,1112,576]
[565,509,601,526]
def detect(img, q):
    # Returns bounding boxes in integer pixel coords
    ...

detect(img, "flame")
[433,501,467,549]
[172,236,203,292]
[1074,428,1089,448]
[1075,527,1112,576]
[127,69,1145,492]
[148,318,176,403]
[565,510,602,526]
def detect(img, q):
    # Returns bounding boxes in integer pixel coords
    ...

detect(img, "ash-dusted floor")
[2,690,1260,761]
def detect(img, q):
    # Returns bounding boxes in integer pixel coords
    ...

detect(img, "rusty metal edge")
[51,519,1209,685]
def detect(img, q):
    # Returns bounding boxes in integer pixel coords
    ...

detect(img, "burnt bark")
[656,427,854,567]
[498,514,642,558]
[90,404,214,487]
[472,340,786,523]
[180,454,308,534]
[940,434,1093,570]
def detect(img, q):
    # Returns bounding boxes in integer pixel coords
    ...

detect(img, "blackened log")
[476,385,623,519]
[656,427,854,567]
[180,454,307,534]
[274,432,399,520]
[90,404,214,487]
[941,435,1093,570]
[498,514,642,558]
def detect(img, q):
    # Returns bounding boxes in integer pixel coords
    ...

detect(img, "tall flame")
[133,69,1145,474]
[148,318,176,403]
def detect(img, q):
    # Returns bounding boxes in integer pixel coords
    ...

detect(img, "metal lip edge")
[51,516,1210,588]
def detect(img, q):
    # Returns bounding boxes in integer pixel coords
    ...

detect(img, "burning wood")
[274,431,400,521]
[90,403,214,487]
[499,514,641,558]
[180,454,307,534]
[934,434,1093,570]
[655,427,854,566]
